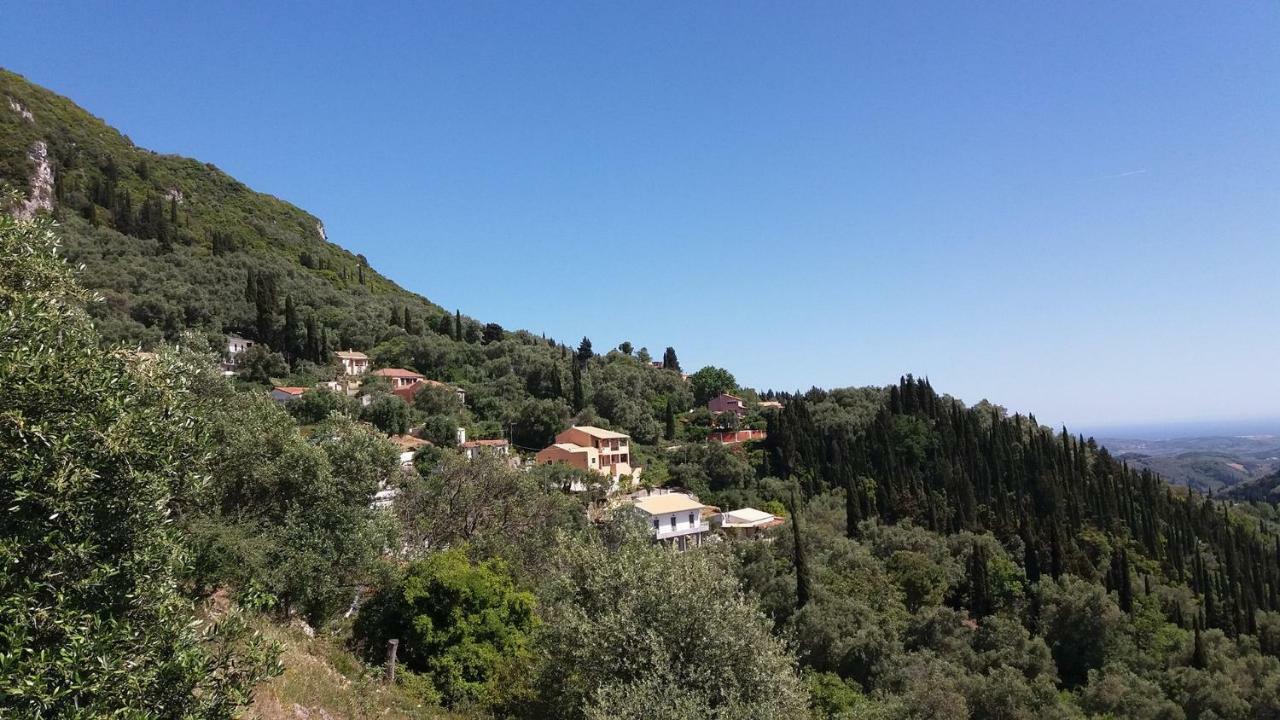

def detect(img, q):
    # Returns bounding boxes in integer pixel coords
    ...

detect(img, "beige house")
[335,350,369,376]
[535,426,638,480]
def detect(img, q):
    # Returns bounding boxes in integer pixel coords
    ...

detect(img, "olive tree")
[0,208,277,717]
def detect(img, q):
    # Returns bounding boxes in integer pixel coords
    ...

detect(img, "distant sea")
[1074,417,1280,441]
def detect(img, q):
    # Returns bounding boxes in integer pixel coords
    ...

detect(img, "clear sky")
[4,2,1278,429]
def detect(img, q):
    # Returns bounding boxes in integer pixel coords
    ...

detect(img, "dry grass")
[243,622,450,720]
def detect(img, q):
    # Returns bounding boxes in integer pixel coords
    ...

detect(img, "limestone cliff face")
[17,140,54,219]
[6,95,53,218]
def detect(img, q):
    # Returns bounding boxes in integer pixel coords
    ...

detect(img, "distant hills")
[1099,434,1280,493]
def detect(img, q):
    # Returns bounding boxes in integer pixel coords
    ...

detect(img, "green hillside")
[13,68,1280,719]
[1,67,441,349]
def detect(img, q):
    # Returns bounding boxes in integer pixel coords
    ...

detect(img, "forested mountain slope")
[1,67,442,349]
[0,68,691,449]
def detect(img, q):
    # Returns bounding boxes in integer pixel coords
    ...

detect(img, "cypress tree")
[282,294,302,362]
[662,346,681,372]
[664,398,676,440]
[790,488,812,609]
[453,310,462,341]
[571,361,585,412]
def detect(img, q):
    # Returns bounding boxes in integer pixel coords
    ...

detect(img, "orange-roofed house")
[270,386,308,403]
[335,350,369,377]
[391,378,466,405]
[535,426,640,482]
[372,368,425,389]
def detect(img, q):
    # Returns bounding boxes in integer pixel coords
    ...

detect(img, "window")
[652,518,659,530]
[669,516,676,530]
[689,512,696,526]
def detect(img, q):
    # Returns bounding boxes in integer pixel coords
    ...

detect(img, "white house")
[389,434,431,466]
[461,438,511,461]
[633,492,709,550]
[718,507,784,539]
[224,335,254,375]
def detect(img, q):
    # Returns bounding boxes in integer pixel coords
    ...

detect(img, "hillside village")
[226,332,787,548]
[10,63,1280,720]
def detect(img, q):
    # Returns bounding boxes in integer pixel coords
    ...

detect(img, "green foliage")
[0,208,277,717]
[354,548,536,709]
[190,389,394,623]
[397,453,583,577]
[361,393,410,436]
[689,365,737,406]
[287,388,355,424]
[531,527,809,719]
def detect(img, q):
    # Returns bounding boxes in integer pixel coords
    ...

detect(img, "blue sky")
[4,2,1278,429]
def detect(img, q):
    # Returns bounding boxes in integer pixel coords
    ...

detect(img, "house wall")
[556,429,630,471]
[647,510,706,541]
[708,394,746,415]
[535,445,597,472]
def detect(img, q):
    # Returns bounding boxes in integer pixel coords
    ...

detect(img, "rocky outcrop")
[7,96,34,123]
[16,141,54,219]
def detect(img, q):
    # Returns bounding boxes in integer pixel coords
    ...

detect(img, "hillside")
[14,69,1280,720]
[1101,434,1280,492]
[1,67,443,349]
[1225,471,1280,503]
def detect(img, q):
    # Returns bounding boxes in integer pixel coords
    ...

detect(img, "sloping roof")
[273,386,308,395]
[549,442,595,454]
[335,350,368,360]
[634,493,705,515]
[715,393,743,402]
[723,507,775,524]
[373,368,424,379]
[568,425,630,440]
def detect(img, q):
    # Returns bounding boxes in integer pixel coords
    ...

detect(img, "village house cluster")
[230,335,783,549]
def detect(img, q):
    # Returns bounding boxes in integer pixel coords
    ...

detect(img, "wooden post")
[385,639,399,683]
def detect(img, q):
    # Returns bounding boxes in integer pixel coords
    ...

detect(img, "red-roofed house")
[270,386,308,403]
[372,368,425,389]
[391,378,466,405]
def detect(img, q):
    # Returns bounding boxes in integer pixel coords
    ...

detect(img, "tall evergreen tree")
[282,294,302,362]
[662,346,681,372]
[790,489,812,609]
[571,361,585,413]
